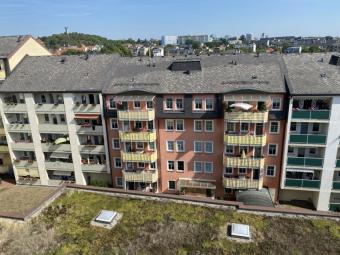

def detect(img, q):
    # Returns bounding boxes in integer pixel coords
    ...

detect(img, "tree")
[185,39,200,50]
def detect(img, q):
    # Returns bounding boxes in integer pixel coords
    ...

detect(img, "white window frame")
[134,101,141,108]
[111,119,118,129]
[194,141,203,153]
[269,121,280,134]
[226,122,236,133]
[148,141,155,151]
[176,161,185,172]
[113,157,122,168]
[290,122,297,132]
[225,145,234,155]
[238,168,247,175]
[268,144,278,156]
[176,140,185,152]
[167,160,175,171]
[266,165,276,177]
[240,122,249,133]
[109,98,116,109]
[194,120,203,132]
[112,139,120,150]
[205,98,214,111]
[175,119,185,131]
[137,162,145,168]
[204,162,213,173]
[205,120,214,132]
[136,142,144,150]
[224,167,233,175]
[194,161,203,173]
[165,119,174,131]
[194,98,203,110]
[149,161,157,170]
[146,101,153,109]
[204,141,214,153]
[166,140,174,152]
[175,98,184,110]
[165,98,173,110]
[168,180,176,190]
[115,177,123,187]
[271,98,281,111]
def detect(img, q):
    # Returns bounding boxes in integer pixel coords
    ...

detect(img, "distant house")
[284,46,302,54]
[152,47,164,57]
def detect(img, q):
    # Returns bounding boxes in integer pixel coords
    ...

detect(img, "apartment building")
[104,55,286,203]
[0,55,116,186]
[280,53,340,211]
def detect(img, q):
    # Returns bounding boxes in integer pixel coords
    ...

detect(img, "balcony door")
[254,147,262,158]
[298,148,305,157]
[255,123,263,135]
[125,142,132,152]
[123,121,130,132]
[300,123,308,134]
[253,169,260,180]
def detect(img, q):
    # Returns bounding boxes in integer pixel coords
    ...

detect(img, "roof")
[104,54,286,94]
[0,54,120,92]
[283,53,340,95]
[0,35,30,58]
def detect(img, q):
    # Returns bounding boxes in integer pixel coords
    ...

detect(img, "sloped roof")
[0,35,30,58]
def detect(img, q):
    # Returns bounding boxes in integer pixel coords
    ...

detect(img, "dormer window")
[194,98,203,110]
[166,98,173,110]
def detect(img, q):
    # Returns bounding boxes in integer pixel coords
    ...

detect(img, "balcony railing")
[45,161,74,172]
[79,145,105,154]
[35,103,65,113]
[117,110,155,121]
[333,181,340,190]
[39,124,69,134]
[223,156,264,168]
[223,176,262,190]
[10,142,35,151]
[14,160,39,178]
[289,134,327,145]
[0,128,5,135]
[73,104,101,114]
[329,203,340,212]
[287,157,323,168]
[0,145,9,153]
[41,143,71,153]
[119,131,156,142]
[224,134,266,146]
[6,123,31,133]
[81,164,107,173]
[224,111,268,122]
[336,159,340,169]
[291,110,330,121]
[121,151,157,162]
[285,178,320,189]
[122,170,158,183]
[76,125,103,135]
[3,103,27,113]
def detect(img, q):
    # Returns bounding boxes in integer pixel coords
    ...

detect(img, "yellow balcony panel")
[224,134,266,146]
[118,110,155,121]
[123,170,158,183]
[14,160,39,178]
[224,111,268,123]
[0,145,9,153]
[0,70,6,80]
[223,156,264,168]
[3,103,27,113]
[223,177,263,190]
[119,131,156,142]
[121,151,157,162]
[0,128,5,135]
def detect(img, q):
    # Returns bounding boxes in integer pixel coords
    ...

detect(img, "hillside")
[39,32,131,56]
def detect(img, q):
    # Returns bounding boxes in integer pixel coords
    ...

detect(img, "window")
[115,177,123,187]
[225,145,234,155]
[225,167,233,175]
[114,158,121,168]
[204,141,213,153]
[194,98,203,110]
[194,161,203,172]
[149,142,155,151]
[111,119,118,129]
[126,162,133,170]
[272,98,281,110]
[194,120,203,132]
[176,120,184,131]
[136,142,144,150]
[266,166,276,177]
[239,168,247,174]
[194,141,202,152]
[240,123,249,132]
[290,122,297,132]
[167,141,174,151]
[135,121,142,130]
[227,122,235,133]
[168,180,176,190]
[309,148,316,155]
[60,114,65,122]
[239,146,248,154]
[268,144,278,156]
[136,162,144,168]
[205,120,214,132]
[176,98,184,110]
[44,114,49,122]
[167,161,175,171]
[177,161,185,171]
[41,95,46,103]
[176,141,185,152]
[150,162,157,170]
[146,101,153,109]
[312,123,320,132]
[134,101,141,108]
[109,99,116,109]
[288,147,294,154]
[166,120,174,131]
[269,121,280,134]
[112,139,120,149]
[205,99,214,110]
[166,98,173,109]
[148,120,154,130]
[205,162,213,173]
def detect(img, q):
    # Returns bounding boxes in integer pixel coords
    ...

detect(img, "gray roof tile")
[0,35,30,58]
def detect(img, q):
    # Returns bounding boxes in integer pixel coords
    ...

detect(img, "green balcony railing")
[336,160,340,168]
[329,203,340,212]
[333,181,340,190]
[292,110,330,120]
[287,157,323,168]
[285,178,320,189]
[289,134,327,144]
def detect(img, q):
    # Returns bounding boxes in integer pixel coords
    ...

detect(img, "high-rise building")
[161,36,178,46]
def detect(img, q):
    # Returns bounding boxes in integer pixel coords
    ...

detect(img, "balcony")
[41,143,71,153]
[79,145,105,154]
[81,164,107,173]
[73,104,101,114]
[291,110,330,121]
[3,103,27,113]
[10,142,35,151]
[224,134,266,146]
[223,176,263,190]
[333,181,340,190]
[6,123,31,133]
[285,178,320,189]
[336,160,340,169]
[45,161,74,172]
[122,170,158,183]
[289,134,327,145]
[39,124,69,134]
[119,131,156,142]
[76,125,103,135]
[14,160,39,178]
[121,151,157,162]
[329,203,340,212]
[0,128,5,135]
[223,156,264,168]
[0,145,9,153]
[117,109,155,121]
[35,104,65,114]
[287,157,323,168]
[224,111,268,123]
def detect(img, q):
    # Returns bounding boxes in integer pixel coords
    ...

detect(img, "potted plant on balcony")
[257,102,267,112]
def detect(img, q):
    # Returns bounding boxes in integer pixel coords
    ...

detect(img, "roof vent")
[84,54,89,61]
[320,73,327,78]
[251,75,257,79]
[318,58,324,62]
[329,55,340,66]
[183,70,191,75]
[60,57,66,63]
[16,35,22,42]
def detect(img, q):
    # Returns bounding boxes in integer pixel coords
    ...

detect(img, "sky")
[1,0,340,39]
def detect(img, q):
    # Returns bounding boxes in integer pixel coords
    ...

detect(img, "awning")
[74,114,100,120]
[54,137,69,145]
[50,152,71,159]
[224,95,271,102]
[113,95,155,102]
[286,169,315,174]
[230,103,253,110]
[53,171,72,176]
[178,179,216,190]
